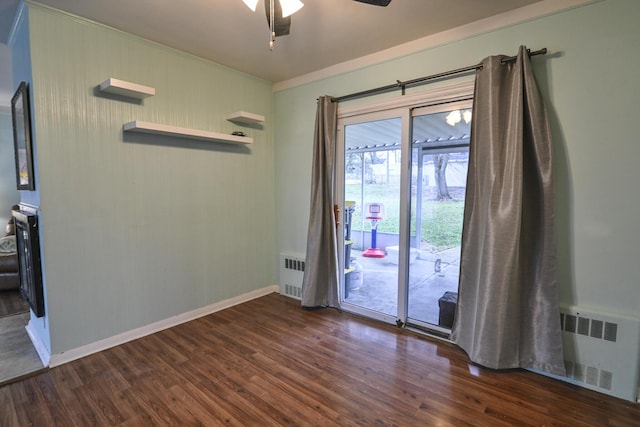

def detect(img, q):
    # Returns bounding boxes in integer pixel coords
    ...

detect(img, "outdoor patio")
[344,246,460,327]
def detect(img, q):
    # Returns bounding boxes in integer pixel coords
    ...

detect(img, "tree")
[433,154,452,200]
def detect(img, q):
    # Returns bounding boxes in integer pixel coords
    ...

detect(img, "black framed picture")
[11,81,35,191]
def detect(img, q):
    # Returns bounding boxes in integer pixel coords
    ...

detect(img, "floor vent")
[552,307,640,402]
[564,360,614,390]
[283,284,302,299]
[279,253,305,300]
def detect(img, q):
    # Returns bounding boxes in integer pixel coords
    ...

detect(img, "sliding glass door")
[338,109,409,324]
[337,99,471,333]
[406,104,470,332]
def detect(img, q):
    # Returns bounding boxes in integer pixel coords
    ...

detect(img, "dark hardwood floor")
[1,293,638,426]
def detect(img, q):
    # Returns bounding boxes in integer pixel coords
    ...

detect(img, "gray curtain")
[451,46,565,376]
[301,96,340,309]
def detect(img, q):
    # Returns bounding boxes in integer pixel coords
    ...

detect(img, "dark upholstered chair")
[0,206,20,291]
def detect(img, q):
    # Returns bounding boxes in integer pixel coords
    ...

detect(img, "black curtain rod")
[332,48,547,103]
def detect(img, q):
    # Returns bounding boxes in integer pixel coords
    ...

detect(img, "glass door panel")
[337,98,472,332]
[406,105,471,330]
[341,116,403,322]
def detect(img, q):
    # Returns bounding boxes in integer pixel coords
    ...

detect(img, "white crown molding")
[272,0,596,93]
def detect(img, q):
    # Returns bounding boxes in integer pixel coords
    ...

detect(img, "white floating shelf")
[123,121,253,145]
[100,78,155,99]
[226,111,265,125]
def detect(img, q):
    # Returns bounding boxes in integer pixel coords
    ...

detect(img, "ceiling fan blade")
[353,0,392,6]
[265,0,291,37]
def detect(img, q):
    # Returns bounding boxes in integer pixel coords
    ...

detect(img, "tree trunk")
[434,154,452,200]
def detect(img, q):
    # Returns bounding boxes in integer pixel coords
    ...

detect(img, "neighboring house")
[7,0,639,401]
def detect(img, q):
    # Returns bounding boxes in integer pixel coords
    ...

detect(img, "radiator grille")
[561,313,618,342]
[279,253,305,300]
[555,307,640,402]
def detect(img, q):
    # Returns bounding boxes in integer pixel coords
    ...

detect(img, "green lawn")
[345,183,465,251]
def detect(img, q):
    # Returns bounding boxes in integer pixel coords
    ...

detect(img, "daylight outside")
[342,108,471,329]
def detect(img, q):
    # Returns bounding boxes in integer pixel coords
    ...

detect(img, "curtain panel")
[452,46,565,376]
[301,96,340,309]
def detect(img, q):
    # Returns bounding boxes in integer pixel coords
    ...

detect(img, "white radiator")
[551,306,640,402]
[279,253,305,300]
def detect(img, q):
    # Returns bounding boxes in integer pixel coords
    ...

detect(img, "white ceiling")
[1,0,544,85]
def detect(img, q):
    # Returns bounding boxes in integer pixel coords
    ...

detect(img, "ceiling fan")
[353,0,392,5]
[243,0,392,48]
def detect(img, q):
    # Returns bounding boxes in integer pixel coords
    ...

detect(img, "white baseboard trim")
[25,320,51,367]
[48,285,279,368]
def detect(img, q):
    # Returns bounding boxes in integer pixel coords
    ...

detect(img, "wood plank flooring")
[0,290,29,318]
[1,293,638,426]
[0,312,46,387]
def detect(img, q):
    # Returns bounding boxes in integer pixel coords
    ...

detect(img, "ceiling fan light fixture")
[242,0,301,49]
[353,0,392,6]
[279,0,304,18]
[445,110,462,126]
[242,0,259,12]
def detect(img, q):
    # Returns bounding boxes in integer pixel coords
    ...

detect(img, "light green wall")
[10,4,51,351]
[26,4,275,354]
[18,0,639,358]
[11,4,38,211]
[0,112,20,226]
[275,0,640,317]
[1,24,19,223]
